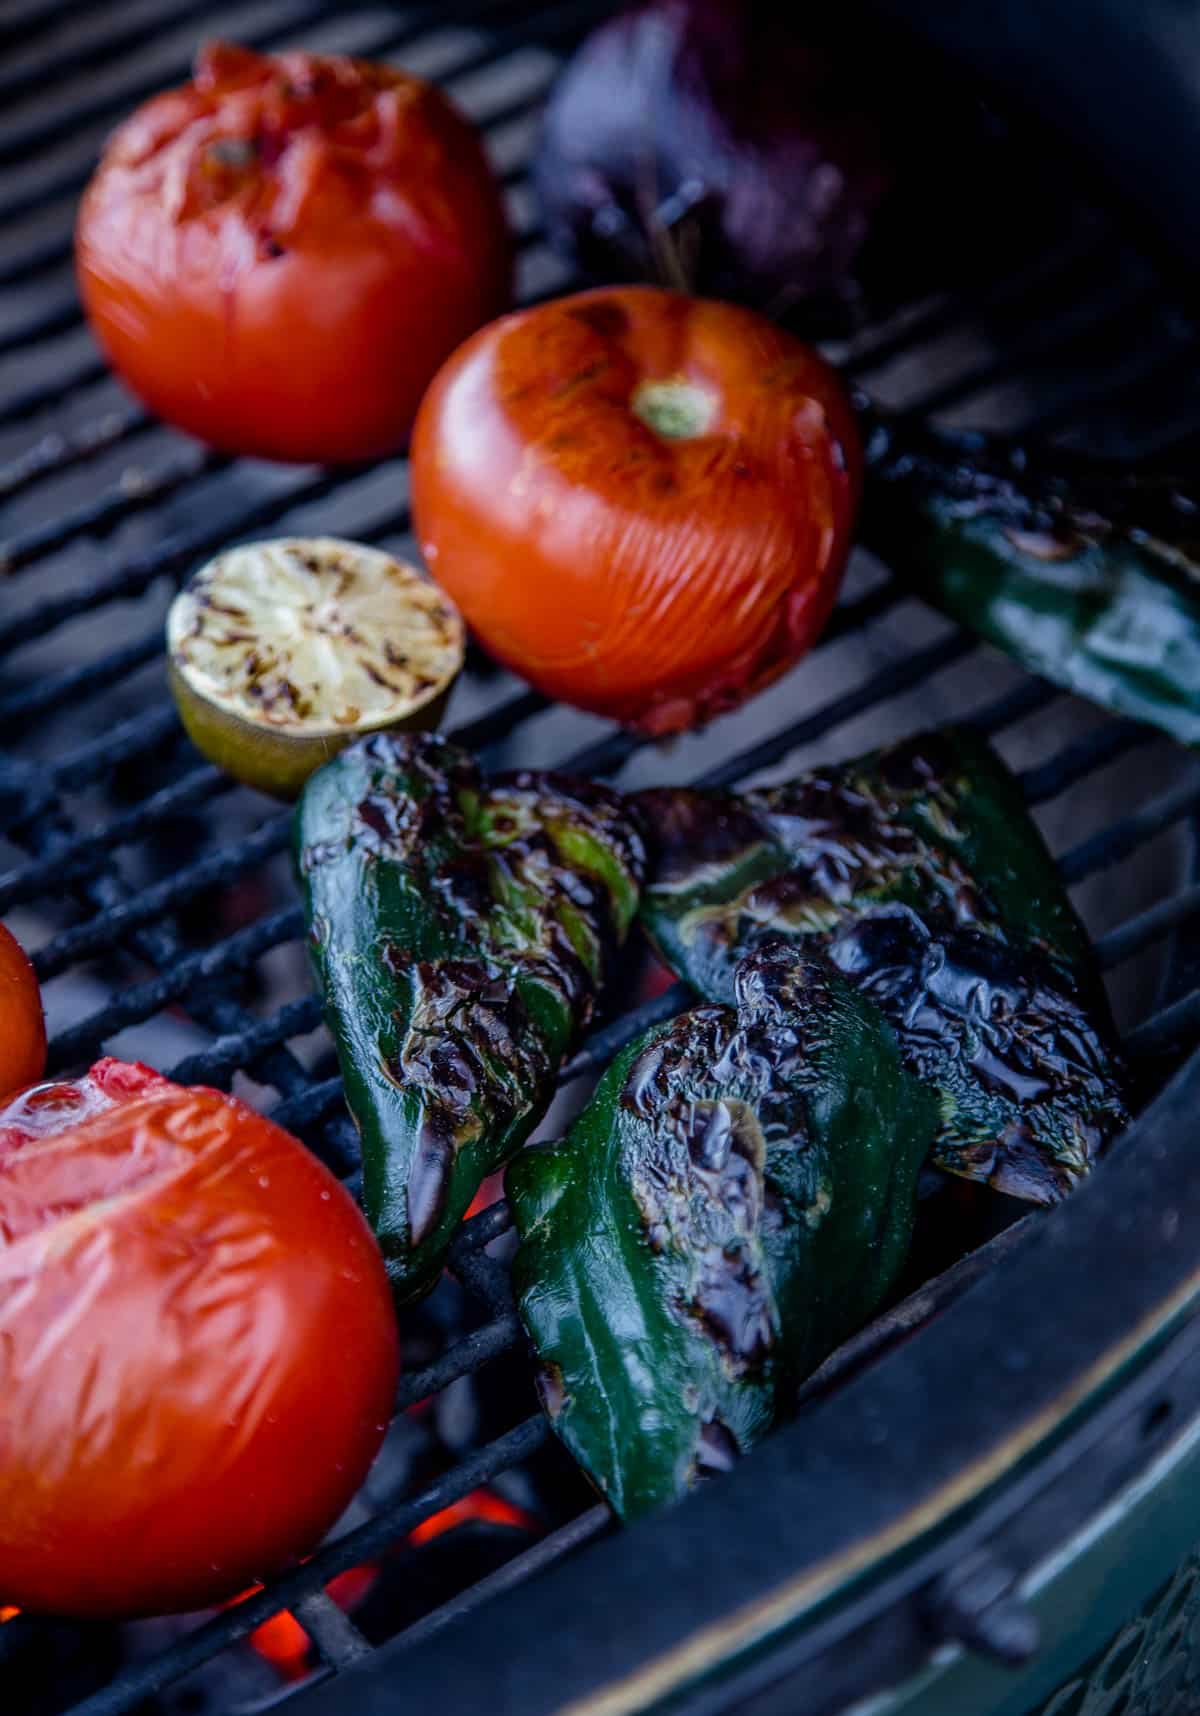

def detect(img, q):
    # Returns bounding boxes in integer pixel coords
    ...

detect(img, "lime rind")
[167,537,464,798]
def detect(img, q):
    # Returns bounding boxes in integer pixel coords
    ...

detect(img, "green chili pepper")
[508,941,937,1518]
[637,727,1128,1205]
[296,731,645,1302]
[864,422,1200,746]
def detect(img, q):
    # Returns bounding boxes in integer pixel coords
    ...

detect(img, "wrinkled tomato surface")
[0,1060,399,1618]
[0,924,44,1100]
[76,41,512,463]
[411,286,861,733]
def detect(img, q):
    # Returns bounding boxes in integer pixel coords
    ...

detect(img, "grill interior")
[2,2,1200,1713]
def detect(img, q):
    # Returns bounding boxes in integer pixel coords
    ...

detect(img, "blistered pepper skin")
[296,731,645,1302]
[508,943,937,1519]
[866,429,1200,747]
[637,727,1128,1205]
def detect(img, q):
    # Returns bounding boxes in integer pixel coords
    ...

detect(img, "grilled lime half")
[167,537,465,798]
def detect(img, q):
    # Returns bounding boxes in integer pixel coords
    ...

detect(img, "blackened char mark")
[692,1241,774,1367]
[499,767,648,889]
[620,1008,736,1119]
[636,788,766,887]
[750,764,986,923]
[435,854,493,922]
[536,1361,567,1419]
[396,958,550,1155]
[625,1043,777,1375]
[826,908,1125,1198]
[693,1417,741,1477]
[830,909,1114,1103]
[352,731,476,860]
[408,1120,456,1247]
[484,844,594,1012]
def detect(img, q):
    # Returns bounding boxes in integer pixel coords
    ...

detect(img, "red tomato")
[410,286,861,733]
[0,1059,399,1618]
[75,41,511,464]
[0,924,45,1100]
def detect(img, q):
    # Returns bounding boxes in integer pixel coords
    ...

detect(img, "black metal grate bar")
[291,1591,372,1671]
[1125,987,1200,1060]
[0,630,176,728]
[903,273,1164,420]
[0,352,110,431]
[43,905,305,1061]
[1020,331,1200,441]
[0,448,226,581]
[0,471,373,659]
[0,767,229,911]
[0,0,235,109]
[698,628,976,789]
[0,0,600,232]
[838,220,1111,381]
[22,803,344,1176]
[0,403,154,501]
[0,0,111,60]
[1060,777,1200,886]
[380,1504,611,1656]
[0,0,383,170]
[61,1418,551,1716]
[1098,884,1200,971]
[1019,720,1153,805]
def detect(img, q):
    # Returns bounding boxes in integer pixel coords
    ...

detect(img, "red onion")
[535,0,1010,328]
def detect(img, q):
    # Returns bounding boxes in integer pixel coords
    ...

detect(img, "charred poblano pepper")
[508,941,937,1518]
[296,731,645,1301]
[638,727,1128,1204]
[864,421,1200,747]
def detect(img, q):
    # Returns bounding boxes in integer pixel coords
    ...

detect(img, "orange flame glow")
[409,1488,535,1546]
[244,1487,536,1680]
[0,1607,19,1624]
[248,1608,310,1681]
[234,1564,379,1682]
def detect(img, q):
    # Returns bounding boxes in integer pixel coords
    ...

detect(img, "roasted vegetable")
[411,285,861,735]
[0,921,44,1100]
[169,538,465,798]
[638,728,1128,1204]
[297,732,645,1301]
[508,942,937,1518]
[0,1059,398,1619]
[536,0,893,317]
[77,41,511,464]
[865,425,1200,748]
[535,0,1033,332]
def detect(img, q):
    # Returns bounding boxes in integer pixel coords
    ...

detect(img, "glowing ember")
[465,1172,505,1220]
[248,1608,310,1681]
[235,1565,379,1681]
[0,1606,18,1623]
[409,1489,535,1546]
[241,1488,537,1682]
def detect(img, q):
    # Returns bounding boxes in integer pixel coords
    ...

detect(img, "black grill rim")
[1,2,1199,1713]
[280,1047,1200,1716]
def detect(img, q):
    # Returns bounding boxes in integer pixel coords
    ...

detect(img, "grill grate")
[2,3,1200,1713]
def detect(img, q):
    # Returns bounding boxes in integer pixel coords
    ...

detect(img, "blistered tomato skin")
[0,923,45,1100]
[410,286,861,733]
[75,41,512,464]
[0,1060,399,1619]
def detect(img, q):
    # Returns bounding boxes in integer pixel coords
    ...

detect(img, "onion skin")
[535,0,1027,327]
[535,0,895,318]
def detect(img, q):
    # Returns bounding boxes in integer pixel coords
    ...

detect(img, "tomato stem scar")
[631,379,717,440]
